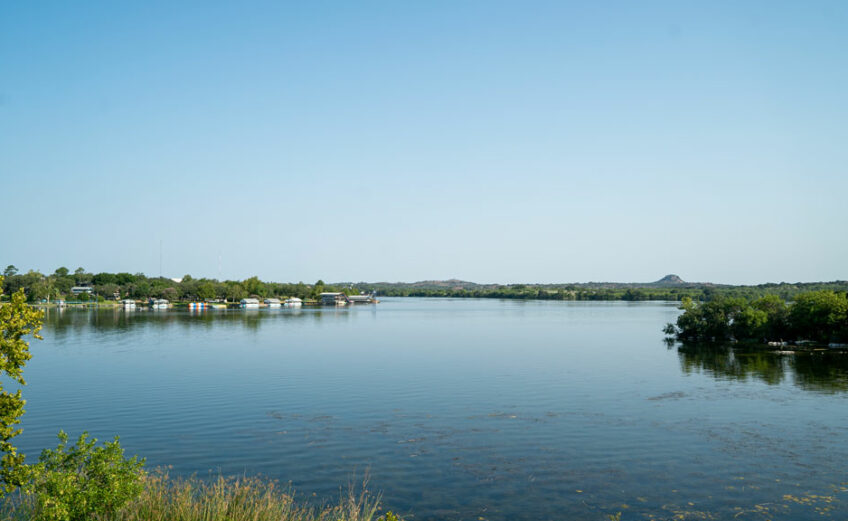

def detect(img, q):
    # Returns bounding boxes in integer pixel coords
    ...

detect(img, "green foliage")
[668,290,848,344]
[196,282,216,301]
[5,470,390,521]
[226,283,247,302]
[4,264,847,308]
[311,280,326,299]
[788,291,848,342]
[243,276,266,297]
[23,431,145,521]
[379,512,401,521]
[0,276,43,491]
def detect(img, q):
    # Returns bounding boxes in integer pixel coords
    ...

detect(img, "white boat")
[240,298,260,309]
[121,299,136,309]
[283,297,302,307]
[264,298,281,308]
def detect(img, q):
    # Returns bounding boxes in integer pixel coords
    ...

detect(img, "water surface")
[20,299,848,520]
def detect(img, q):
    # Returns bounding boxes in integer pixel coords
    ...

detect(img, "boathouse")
[319,292,348,305]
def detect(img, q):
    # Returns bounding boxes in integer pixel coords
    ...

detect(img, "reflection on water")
[22,300,848,520]
[677,343,848,393]
[42,305,353,336]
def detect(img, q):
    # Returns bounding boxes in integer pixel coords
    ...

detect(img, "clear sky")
[1,1,846,285]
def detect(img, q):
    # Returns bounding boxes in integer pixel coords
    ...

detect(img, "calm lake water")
[19,299,848,520]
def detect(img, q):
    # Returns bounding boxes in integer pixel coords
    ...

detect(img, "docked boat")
[240,298,260,309]
[283,297,302,307]
[264,298,281,308]
[188,302,207,310]
[348,293,376,304]
[121,299,136,309]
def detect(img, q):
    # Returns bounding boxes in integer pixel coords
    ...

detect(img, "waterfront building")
[320,292,348,305]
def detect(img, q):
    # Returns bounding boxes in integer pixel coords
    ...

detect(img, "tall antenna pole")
[159,239,163,278]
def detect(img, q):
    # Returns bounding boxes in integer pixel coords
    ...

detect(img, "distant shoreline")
[3,267,847,306]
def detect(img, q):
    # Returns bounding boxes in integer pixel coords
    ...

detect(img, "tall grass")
[0,470,388,521]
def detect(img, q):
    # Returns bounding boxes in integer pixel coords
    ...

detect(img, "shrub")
[23,431,145,521]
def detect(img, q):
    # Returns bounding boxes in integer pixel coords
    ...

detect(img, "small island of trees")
[664,291,848,345]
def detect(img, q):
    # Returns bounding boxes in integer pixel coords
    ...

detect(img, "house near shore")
[320,292,348,306]
[71,286,93,295]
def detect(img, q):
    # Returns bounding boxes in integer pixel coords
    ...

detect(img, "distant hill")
[359,279,495,291]
[342,276,848,295]
[353,276,697,290]
[653,274,686,286]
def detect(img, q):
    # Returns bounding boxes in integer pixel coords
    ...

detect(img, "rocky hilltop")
[653,274,686,286]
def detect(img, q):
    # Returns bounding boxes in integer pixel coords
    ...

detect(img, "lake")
[19,298,848,520]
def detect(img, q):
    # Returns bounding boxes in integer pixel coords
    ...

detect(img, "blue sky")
[1,1,846,284]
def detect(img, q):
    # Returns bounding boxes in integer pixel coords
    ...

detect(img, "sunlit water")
[18,299,848,520]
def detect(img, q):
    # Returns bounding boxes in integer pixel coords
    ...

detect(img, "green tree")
[3,266,17,278]
[752,294,789,340]
[97,283,120,300]
[197,282,216,301]
[789,291,848,343]
[226,283,246,302]
[29,277,53,303]
[243,276,266,297]
[73,268,91,286]
[53,267,69,278]
[730,306,768,341]
[131,281,152,299]
[311,279,325,299]
[0,276,43,491]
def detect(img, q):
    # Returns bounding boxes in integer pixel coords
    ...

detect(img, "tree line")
[3,264,847,305]
[0,265,358,303]
[373,282,848,303]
